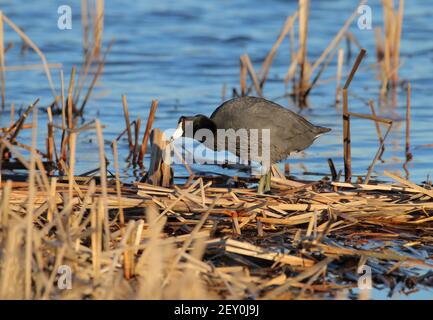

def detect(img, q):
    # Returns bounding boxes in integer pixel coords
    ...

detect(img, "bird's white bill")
[170,122,184,141]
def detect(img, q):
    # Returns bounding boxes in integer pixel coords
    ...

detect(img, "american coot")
[171,96,331,193]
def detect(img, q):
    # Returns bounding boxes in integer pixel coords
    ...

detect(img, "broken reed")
[138,100,159,167]
[341,48,396,184]
[342,49,366,182]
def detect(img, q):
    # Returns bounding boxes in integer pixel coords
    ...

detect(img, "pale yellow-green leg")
[257,174,266,194]
[265,170,272,193]
[257,170,271,194]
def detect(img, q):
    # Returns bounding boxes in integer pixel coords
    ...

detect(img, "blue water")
[0,0,432,299]
[0,0,432,183]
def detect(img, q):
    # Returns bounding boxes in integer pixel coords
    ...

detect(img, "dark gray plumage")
[209,96,330,163]
[173,96,331,192]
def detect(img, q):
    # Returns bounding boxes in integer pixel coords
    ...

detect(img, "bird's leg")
[264,169,272,193]
[257,174,266,194]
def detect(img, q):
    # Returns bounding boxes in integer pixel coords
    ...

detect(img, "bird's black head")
[172,115,217,143]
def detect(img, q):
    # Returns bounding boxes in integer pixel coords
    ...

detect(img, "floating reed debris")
[1,161,433,299]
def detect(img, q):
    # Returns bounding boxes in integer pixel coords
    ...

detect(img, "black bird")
[171,96,331,193]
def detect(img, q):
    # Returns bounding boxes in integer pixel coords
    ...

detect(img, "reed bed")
[1,160,433,299]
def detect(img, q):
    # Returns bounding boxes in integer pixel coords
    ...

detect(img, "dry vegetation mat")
[1,170,433,299]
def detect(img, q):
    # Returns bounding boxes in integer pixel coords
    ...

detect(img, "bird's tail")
[315,126,331,134]
[314,126,331,139]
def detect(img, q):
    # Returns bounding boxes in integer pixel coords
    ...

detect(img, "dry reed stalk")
[60,70,66,130]
[403,82,412,178]
[308,0,367,89]
[25,108,38,300]
[162,197,218,288]
[68,132,77,202]
[67,67,76,128]
[297,0,309,101]
[41,244,66,300]
[380,0,405,91]
[171,143,193,177]
[304,44,338,97]
[112,140,131,279]
[47,178,56,222]
[9,99,39,143]
[258,12,298,89]
[342,87,351,182]
[0,63,62,72]
[122,95,133,151]
[138,100,159,167]
[0,11,5,109]
[347,111,392,125]
[133,116,141,165]
[9,103,14,128]
[384,170,433,198]
[81,0,90,54]
[0,180,11,230]
[147,128,172,187]
[240,57,247,97]
[383,0,393,85]
[93,0,104,57]
[335,48,344,105]
[111,141,125,227]
[368,100,385,160]
[2,14,57,100]
[342,49,366,182]
[78,39,114,115]
[46,107,54,174]
[392,0,404,86]
[375,27,384,63]
[240,54,262,97]
[365,123,392,184]
[327,159,337,181]
[95,119,110,250]
[91,202,101,279]
[405,82,411,159]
